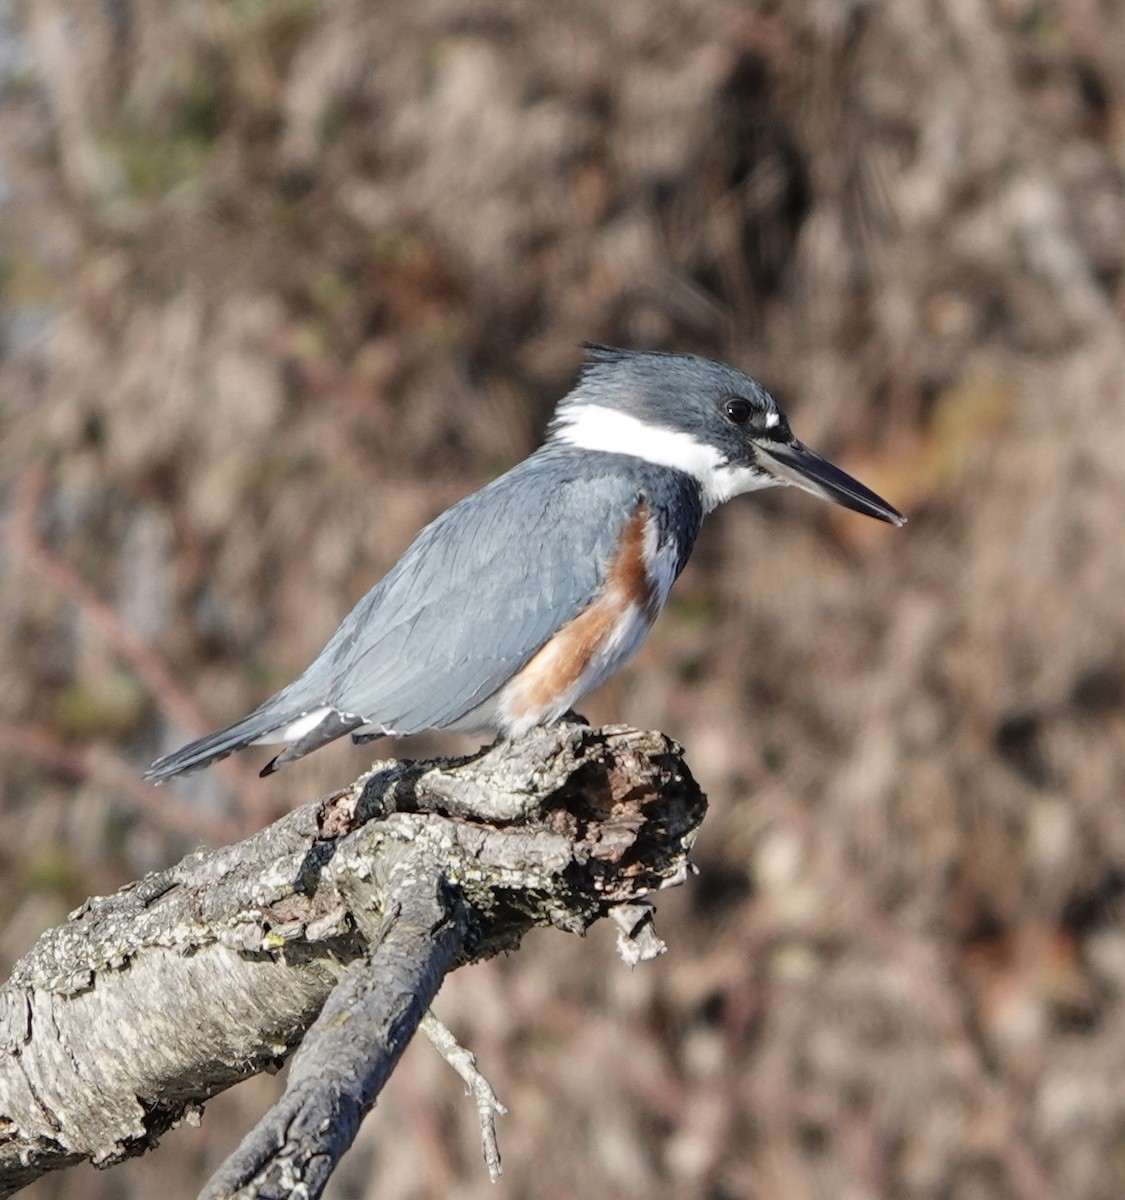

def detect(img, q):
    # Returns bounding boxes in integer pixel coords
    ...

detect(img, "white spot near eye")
[764,411,780,428]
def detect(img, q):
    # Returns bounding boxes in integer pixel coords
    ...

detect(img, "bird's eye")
[723,397,753,424]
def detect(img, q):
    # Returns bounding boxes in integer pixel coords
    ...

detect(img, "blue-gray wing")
[286,450,698,734]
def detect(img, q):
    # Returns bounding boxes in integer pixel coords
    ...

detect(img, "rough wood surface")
[0,724,705,1198]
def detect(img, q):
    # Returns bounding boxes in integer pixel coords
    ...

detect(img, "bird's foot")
[557,709,590,728]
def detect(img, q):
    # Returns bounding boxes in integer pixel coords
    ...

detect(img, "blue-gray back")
[281,445,704,733]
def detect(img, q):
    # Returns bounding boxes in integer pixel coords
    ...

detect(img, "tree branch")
[0,723,706,1198]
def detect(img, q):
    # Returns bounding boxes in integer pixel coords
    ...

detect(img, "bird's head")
[550,345,905,525]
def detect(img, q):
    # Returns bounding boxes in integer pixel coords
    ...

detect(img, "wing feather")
[309,452,643,733]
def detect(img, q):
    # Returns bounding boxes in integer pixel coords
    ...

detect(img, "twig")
[421,1012,507,1182]
[0,721,238,844]
[780,791,1060,1200]
[2,469,262,825]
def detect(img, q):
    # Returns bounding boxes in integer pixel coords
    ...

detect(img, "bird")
[146,345,904,782]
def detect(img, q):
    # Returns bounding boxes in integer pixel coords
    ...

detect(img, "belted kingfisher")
[147,346,904,782]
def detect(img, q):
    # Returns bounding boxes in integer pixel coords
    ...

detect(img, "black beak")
[755,438,906,527]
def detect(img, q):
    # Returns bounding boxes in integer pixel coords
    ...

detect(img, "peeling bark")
[0,724,706,1198]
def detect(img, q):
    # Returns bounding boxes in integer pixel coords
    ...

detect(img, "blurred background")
[1,1,1124,1197]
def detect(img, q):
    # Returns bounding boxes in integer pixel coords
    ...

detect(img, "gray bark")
[0,723,706,1198]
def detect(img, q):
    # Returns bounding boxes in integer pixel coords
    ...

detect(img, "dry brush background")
[1,1,1124,1198]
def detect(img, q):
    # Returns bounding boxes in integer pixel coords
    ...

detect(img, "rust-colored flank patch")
[502,502,657,723]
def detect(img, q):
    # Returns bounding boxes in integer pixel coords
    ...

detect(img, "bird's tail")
[146,702,366,783]
[145,706,290,783]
